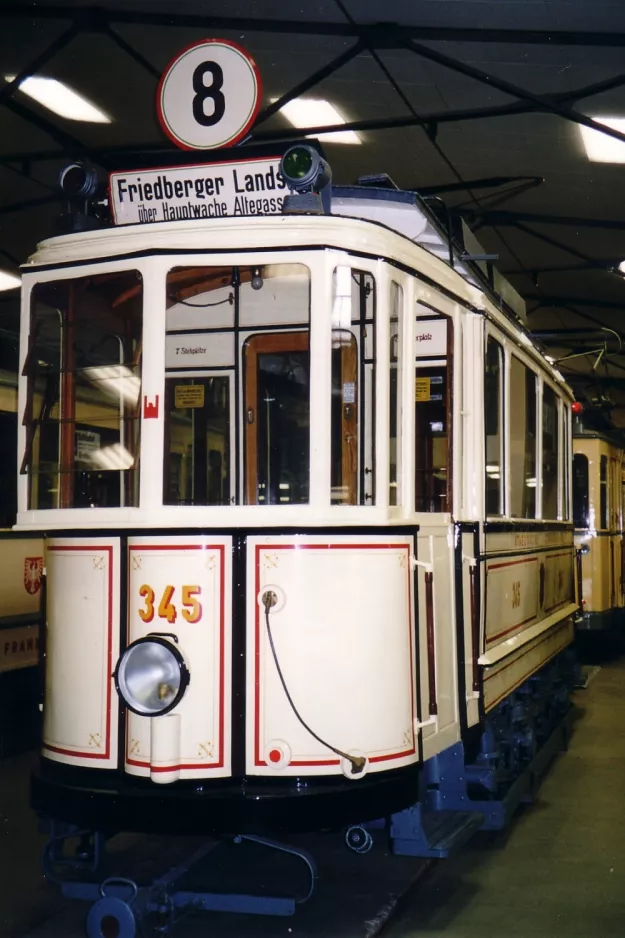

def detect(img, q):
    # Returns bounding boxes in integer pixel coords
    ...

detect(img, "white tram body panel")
[17,183,576,834]
[44,537,120,767]
[124,535,232,781]
[247,533,417,776]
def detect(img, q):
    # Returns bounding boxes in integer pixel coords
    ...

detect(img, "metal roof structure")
[2,0,625,428]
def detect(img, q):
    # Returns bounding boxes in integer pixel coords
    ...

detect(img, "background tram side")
[573,428,625,631]
[0,371,43,757]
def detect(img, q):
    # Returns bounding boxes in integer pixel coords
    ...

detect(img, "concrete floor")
[389,655,625,938]
[0,750,63,938]
[1,653,624,937]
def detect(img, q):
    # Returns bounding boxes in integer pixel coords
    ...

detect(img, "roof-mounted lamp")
[57,161,108,234]
[280,144,332,215]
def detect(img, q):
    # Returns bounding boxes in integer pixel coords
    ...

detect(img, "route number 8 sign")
[157,39,262,150]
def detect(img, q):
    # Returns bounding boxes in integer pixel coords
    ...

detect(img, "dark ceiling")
[3,0,625,425]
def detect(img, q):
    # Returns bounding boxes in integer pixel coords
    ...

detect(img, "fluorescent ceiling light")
[272,97,360,144]
[5,75,110,123]
[579,117,625,163]
[0,270,21,292]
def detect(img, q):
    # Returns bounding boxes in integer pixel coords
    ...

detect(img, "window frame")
[484,332,505,518]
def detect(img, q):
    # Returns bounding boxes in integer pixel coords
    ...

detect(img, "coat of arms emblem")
[24,557,44,595]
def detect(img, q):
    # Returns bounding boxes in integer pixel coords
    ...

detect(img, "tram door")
[244,332,310,506]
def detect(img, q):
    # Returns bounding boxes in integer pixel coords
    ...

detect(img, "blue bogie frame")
[40,650,577,935]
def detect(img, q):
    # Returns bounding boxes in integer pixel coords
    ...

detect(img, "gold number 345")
[138,584,202,624]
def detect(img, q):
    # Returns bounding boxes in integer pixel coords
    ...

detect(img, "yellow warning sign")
[175,385,205,409]
[415,377,431,402]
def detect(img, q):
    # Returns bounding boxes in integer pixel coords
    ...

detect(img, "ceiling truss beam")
[404,39,625,147]
[4,6,625,46]
[466,210,625,231]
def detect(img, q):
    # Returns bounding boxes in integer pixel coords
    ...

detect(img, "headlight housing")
[114,636,190,716]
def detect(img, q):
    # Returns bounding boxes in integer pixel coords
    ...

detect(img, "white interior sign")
[165,332,234,369]
[415,317,448,358]
[157,39,262,149]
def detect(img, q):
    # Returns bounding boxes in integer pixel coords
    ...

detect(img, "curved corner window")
[572,453,589,529]
[24,271,143,509]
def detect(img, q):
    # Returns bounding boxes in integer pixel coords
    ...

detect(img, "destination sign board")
[109,156,286,226]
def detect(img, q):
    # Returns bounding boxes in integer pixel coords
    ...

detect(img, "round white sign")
[157,39,262,150]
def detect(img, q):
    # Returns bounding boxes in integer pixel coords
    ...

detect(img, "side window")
[485,336,504,515]
[542,384,558,519]
[331,268,376,505]
[415,310,452,512]
[573,453,589,528]
[509,356,537,519]
[600,454,608,529]
[25,272,143,510]
[389,281,403,506]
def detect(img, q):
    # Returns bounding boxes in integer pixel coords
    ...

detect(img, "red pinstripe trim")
[488,557,538,571]
[43,545,113,761]
[254,542,416,768]
[544,598,573,615]
[289,759,340,767]
[487,614,537,644]
[370,747,415,764]
[125,543,225,772]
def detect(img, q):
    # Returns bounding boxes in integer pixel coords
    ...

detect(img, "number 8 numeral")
[139,584,203,624]
[192,62,225,127]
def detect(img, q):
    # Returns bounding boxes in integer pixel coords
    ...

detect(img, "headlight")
[114,636,190,716]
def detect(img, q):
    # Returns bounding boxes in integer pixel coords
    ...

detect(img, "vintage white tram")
[18,147,577,861]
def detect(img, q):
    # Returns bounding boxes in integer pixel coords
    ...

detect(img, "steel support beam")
[527,295,625,311]
[465,210,625,232]
[503,262,617,276]
[104,25,161,80]
[2,96,102,163]
[509,221,612,271]
[0,194,60,215]
[250,40,366,132]
[405,40,625,147]
[418,176,543,196]
[2,69,625,167]
[0,20,105,173]
[3,7,625,46]
[0,23,80,107]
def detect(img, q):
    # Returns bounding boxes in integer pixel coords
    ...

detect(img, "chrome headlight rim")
[114,635,190,717]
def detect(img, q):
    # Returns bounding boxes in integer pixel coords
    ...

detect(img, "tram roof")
[21,205,573,397]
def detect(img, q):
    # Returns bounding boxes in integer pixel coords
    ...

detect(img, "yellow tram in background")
[573,426,625,631]
[0,370,43,756]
